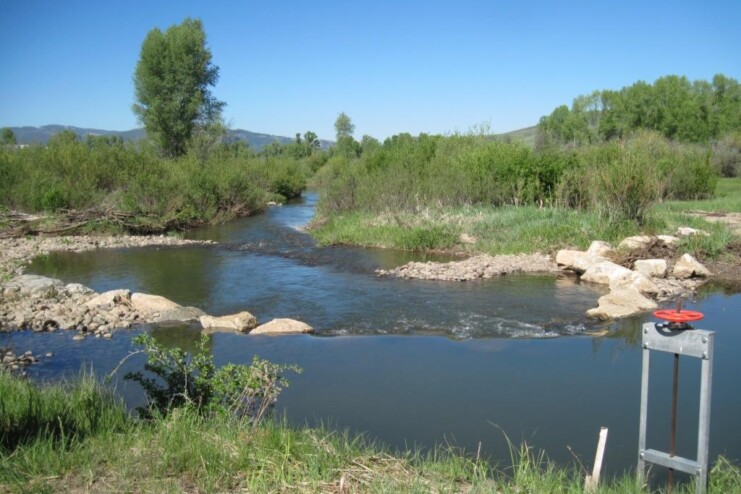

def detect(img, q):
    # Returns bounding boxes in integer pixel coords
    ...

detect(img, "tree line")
[537,74,741,148]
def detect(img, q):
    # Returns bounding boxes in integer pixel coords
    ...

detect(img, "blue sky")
[1,0,739,141]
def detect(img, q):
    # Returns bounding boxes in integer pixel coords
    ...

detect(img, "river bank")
[2,370,740,493]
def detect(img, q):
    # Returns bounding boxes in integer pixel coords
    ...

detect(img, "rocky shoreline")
[0,235,314,373]
[0,235,218,281]
[377,228,718,320]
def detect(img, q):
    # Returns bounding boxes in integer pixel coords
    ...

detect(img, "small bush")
[124,334,301,423]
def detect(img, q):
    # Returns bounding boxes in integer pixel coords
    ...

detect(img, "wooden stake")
[585,427,609,493]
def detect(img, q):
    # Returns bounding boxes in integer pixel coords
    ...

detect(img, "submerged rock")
[130,293,182,314]
[250,318,314,335]
[587,287,658,320]
[200,311,258,333]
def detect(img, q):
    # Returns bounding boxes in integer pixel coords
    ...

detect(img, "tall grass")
[1,372,739,492]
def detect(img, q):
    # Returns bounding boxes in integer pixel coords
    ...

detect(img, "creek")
[6,192,740,480]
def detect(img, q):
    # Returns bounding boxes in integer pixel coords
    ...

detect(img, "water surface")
[14,192,740,481]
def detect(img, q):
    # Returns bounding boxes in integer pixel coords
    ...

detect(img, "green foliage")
[124,334,300,422]
[0,137,308,232]
[133,18,224,157]
[0,371,128,453]
[1,127,16,145]
[712,131,741,177]
[334,111,355,140]
[538,74,741,147]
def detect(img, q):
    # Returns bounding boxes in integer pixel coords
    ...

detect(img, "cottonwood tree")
[334,112,355,141]
[133,18,224,158]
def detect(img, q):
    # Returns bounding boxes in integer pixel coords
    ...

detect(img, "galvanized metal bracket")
[638,322,714,494]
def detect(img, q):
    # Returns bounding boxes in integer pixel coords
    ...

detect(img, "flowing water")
[8,192,741,480]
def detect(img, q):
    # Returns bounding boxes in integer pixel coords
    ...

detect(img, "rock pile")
[1,347,45,375]
[0,274,313,338]
[377,253,557,281]
[556,229,712,320]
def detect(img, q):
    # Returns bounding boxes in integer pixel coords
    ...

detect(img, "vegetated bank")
[2,354,740,493]
[0,131,314,236]
[312,131,738,256]
[310,74,741,263]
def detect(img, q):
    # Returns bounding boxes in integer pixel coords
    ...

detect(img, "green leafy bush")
[124,334,300,423]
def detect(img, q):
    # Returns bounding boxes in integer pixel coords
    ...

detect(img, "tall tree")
[132,18,224,158]
[334,112,355,141]
[1,128,16,145]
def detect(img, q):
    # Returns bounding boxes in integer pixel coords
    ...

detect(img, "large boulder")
[130,293,182,315]
[200,311,258,333]
[3,275,63,297]
[581,261,659,294]
[586,287,658,320]
[581,261,633,285]
[673,254,711,279]
[155,306,206,323]
[657,235,681,247]
[586,241,615,258]
[86,289,132,308]
[634,259,667,278]
[555,250,604,274]
[618,235,653,250]
[250,318,314,335]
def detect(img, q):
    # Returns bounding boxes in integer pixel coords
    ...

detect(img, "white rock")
[200,311,258,333]
[657,235,681,247]
[586,287,658,320]
[555,250,604,274]
[611,270,659,294]
[581,261,633,285]
[586,241,614,258]
[4,275,64,297]
[673,254,711,279]
[250,318,314,335]
[131,293,182,314]
[85,289,132,308]
[618,236,653,250]
[676,227,709,237]
[634,259,667,278]
[155,307,206,323]
[64,283,95,296]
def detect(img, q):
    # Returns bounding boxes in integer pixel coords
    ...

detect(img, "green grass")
[311,206,640,255]
[1,371,739,493]
[311,179,740,260]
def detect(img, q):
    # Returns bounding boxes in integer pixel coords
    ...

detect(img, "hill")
[492,125,538,147]
[6,125,332,151]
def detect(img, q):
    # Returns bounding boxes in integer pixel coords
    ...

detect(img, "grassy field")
[310,178,740,260]
[1,371,739,493]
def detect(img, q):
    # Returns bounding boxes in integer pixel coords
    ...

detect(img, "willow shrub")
[0,136,307,231]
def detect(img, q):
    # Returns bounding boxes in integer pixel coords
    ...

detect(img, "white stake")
[585,427,609,493]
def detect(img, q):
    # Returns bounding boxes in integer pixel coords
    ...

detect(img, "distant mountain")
[6,125,332,151]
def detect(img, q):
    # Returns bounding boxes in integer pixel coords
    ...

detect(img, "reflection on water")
[18,192,741,482]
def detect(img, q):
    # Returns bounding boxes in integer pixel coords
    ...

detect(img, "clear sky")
[1,0,739,141]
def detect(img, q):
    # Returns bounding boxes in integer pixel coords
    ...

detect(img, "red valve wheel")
[653,309,704,323]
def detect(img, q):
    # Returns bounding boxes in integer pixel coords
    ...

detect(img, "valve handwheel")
[653,309,704,324]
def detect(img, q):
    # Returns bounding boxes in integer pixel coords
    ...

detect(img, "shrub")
[123,334,301,423]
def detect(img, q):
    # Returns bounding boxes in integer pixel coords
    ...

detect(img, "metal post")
[696,336,714,493]
[668,352,679,493]
[638,328,650,488]
[637,322,714,494]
